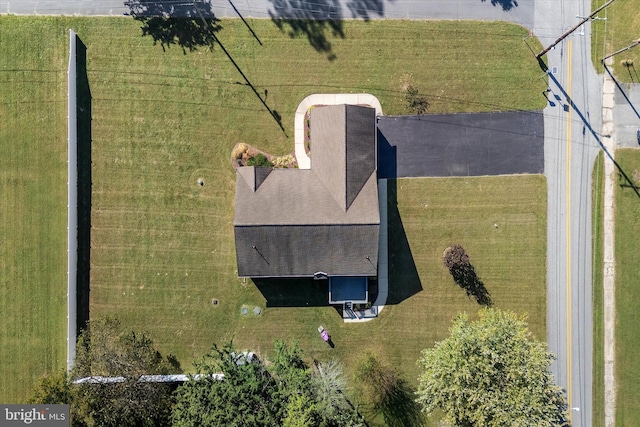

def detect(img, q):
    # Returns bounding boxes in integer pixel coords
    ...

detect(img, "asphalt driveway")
[377,111,544,178]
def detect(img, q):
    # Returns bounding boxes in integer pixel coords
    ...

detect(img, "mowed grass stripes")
[0,16,546,401]
[0,17,68,402]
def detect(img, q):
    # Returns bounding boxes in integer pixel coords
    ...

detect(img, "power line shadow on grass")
[76,35,92,332]
[268,0,345,61]
[541,60,640,199]
[604,63,640,120]
[227,0,263,45]
[125,0,286,134]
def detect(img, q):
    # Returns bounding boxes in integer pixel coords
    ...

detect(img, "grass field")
[613,149,640,425]
[591,0,640,79]
[0,19,68,402]
[592,151,605,426]
[0,15,547,404]
[82,16,547,363]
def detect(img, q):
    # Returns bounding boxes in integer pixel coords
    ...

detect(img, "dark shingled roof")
[234,104,379,278]
[235,225,378,277]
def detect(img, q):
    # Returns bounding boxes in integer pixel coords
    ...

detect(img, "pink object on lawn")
[321,330,329,342]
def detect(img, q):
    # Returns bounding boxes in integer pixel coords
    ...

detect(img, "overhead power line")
[536,0,615,59]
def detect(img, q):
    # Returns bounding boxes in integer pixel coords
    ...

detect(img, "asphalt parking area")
[377,111,544,178]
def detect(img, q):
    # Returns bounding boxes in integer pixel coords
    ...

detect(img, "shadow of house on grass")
[252,129,423,308]
[385,179,423,305]
[253,278,343,316]
[253,278,330,308]
[75,35,92,332]
[254,277,378,314]
[268,0,345,60]
[124,0,222,53]
[378,130,423,305]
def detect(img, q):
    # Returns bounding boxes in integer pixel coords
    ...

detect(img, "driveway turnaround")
[377,111,544,178]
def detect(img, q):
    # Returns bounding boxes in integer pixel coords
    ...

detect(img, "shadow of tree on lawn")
[124,0,222,53]
[376,375,424,426]
[481,0,519,11]
[268,0,345,60]
[449,263,492,306]
[354,353,425,427]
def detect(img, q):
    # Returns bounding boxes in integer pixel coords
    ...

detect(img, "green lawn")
[0,18,68,402]
[82,16,547,364]
[0,15,547,404]
[591,0,640,79]
[613,149,640,425]
[592,151,605,426]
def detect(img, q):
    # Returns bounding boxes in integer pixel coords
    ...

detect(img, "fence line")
[67,29,78,372]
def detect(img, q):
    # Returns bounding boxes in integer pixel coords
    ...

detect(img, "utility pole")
[192,2,286,134]
[576,15,606,36]
[537,0,615,59]
[602,38,640,62]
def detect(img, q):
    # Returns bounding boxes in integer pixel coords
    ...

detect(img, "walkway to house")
[294,93,383,170]
[293,94,386,323]
[342,178,389,323]
[601,58,617,427]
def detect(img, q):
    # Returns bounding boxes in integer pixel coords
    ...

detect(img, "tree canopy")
[172,340,364,427]
[442,245,492,306]
[416,308,568,427]
[28,370,71,405]
[31,333,364,426]
[71,317,178,427]
[172,342,280,427]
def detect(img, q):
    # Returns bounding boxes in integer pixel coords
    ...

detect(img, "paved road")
[377,111,544,178]
[1,0,532,27]
[534,1,602,426]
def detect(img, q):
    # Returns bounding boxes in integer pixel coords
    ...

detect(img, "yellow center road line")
[565,39,573,418]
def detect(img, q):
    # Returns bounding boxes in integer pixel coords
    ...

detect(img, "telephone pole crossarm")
[537,0,615,59]
[602,38,640,62]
